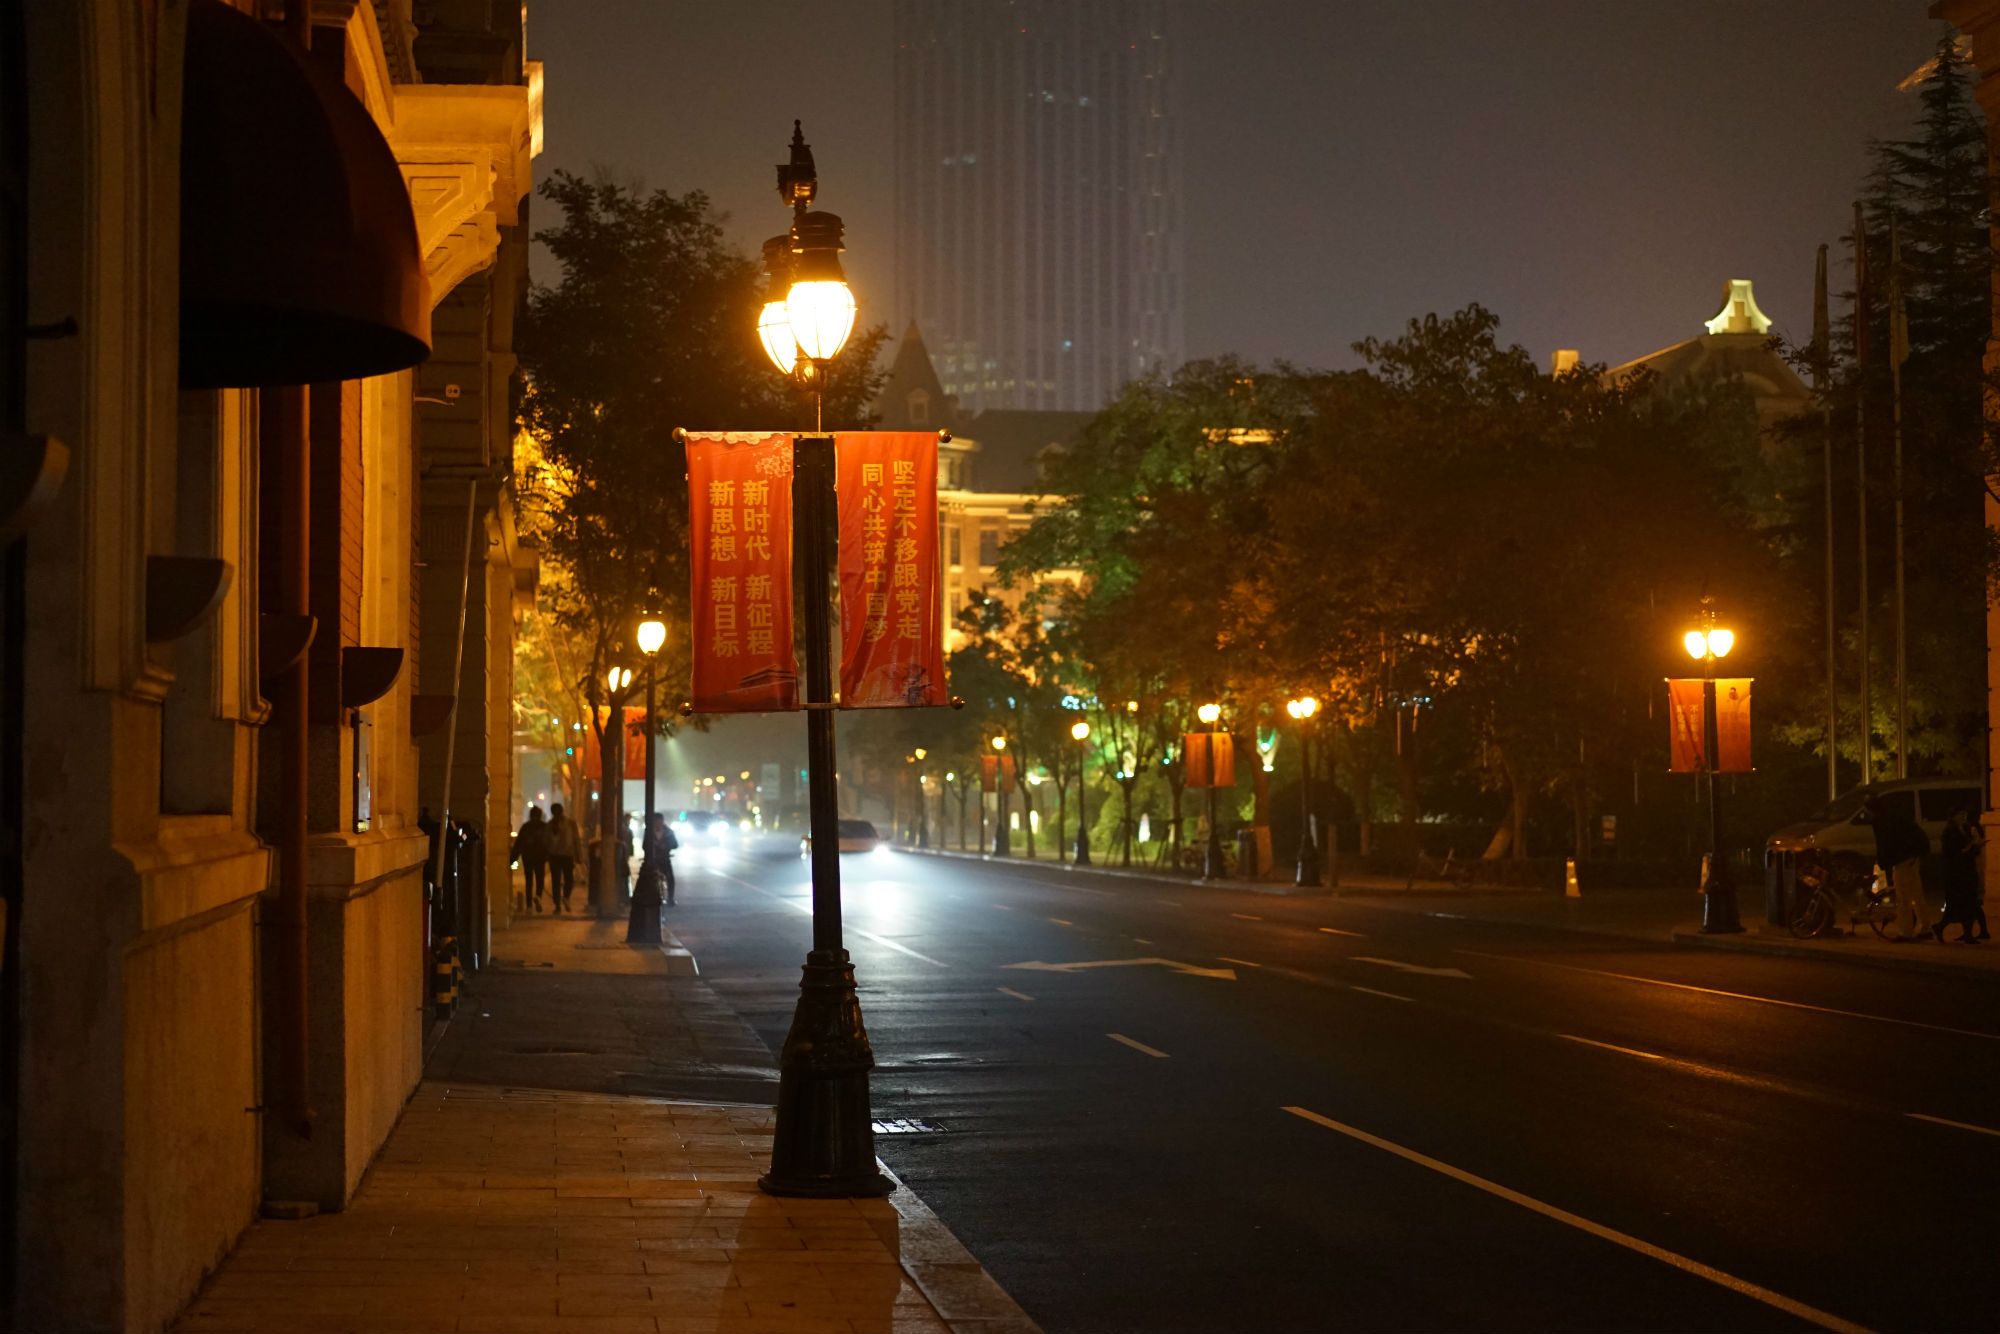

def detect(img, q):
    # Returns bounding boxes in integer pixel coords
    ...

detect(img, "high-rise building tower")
[893,1,1182,414]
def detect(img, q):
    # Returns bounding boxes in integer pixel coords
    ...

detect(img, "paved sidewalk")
[177,914,1038,1334]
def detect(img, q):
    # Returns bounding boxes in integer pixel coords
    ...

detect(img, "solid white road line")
[1107,1033,1169,1058]
[1282,1106,1874,1334]
[994,903,1014,911]
[1347,985,1415,1003]
[997,987,1035,1002]
[849,925,948,968]
[1560,1033,1665,1061]
[1232,913,1262,920]
[1457,950,2000,1042]
[1050,917,1073,925]
[1907,1111,2000,1138]
[1218,956,1262,968]
[1319,926,1364,937]
[1133,937,1153,944]
[1160,900,1183,907]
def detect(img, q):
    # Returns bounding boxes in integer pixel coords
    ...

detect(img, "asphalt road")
[659,834,2000,1334]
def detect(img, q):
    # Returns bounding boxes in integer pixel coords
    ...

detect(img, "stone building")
[873,323,1086,650]
[1930,0,2000,900]
[0,1,539,1327]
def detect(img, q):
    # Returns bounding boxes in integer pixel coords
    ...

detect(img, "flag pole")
[1853,202,1872,784]
[1889,216,1910,779]
[1814,243,1837,802]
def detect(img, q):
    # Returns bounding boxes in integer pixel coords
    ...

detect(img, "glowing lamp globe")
[758,298,799,374]
[784,281,856,362]
[1197,703,1221,726]
[1707,629,1734,658]
[1071,721,1092,742]
[637,620,667,656]
[991,736,1007,751]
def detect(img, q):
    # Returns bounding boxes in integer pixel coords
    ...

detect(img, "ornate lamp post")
[753,122,889,1198]
[1684,611,1744,934]
[990,735,1011,857]
[1285,695,1321,887]
[591,665,634,915]
[1071,720,1093,865]
[627,619,667,942]
[1197,702,1226,879]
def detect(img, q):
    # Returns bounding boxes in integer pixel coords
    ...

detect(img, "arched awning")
[178,0,431,389]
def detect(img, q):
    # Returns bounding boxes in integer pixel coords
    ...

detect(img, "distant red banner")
[582,706,646,781]
[980,753,1016,794]
[1666,678,1752,773]
[835,432,946,707]
[1182,732,1235,789]
[686,433,798,712]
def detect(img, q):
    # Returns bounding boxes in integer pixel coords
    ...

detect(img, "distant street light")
[1196,703,1225,879]
[1285,695,1320,887]
[1071,720,1093,865]
[628,619,668,943]
[1686,605,1744,934]
[991,734,1010,857]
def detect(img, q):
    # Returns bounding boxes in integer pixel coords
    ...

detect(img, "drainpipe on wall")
[427,480,480,900]
[274,0,314,1142]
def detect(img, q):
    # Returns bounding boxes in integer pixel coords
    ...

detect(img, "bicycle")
[1788,853,1898,939]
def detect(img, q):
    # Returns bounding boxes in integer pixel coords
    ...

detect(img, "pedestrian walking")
[658,819,679,906]
[510,805,551,912]
[1938,807,1986,944]
[1865,794,1932,941]
[546,802,582,914]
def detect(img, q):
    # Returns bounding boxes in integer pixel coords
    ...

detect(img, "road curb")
[879,1158,1042,1334]
[900,845,1333,897]
[1669,928,2000,980]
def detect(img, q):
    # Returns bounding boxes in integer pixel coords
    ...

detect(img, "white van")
[1765,777,1984,869]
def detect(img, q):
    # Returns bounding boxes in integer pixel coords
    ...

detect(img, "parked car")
[801,818,885,855]
[1766,777,1984,872]
[678,810,729,841]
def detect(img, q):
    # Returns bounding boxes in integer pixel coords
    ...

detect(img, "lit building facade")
[1,2,539,1326]
[892,0,1183,414]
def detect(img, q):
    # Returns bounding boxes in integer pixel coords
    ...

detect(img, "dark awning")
[179,0,430,389]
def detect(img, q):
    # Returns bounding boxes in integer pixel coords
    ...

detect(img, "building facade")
[892,0,1183,415]
[1,2,538,1327]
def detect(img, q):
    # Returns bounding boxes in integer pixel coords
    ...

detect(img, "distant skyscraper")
[892,0,1182,414]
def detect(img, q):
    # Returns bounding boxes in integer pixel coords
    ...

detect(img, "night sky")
[528,2,1945,377]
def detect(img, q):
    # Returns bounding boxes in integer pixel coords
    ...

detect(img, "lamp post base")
[759,949,893,1199]
[1295,841,1320,888]
[625,868,662,944]
[1074,830,1091,865]
[1203,835,1226,880]
[1699,855,1745,934]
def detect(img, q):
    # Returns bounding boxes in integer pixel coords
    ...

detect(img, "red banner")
[1182,732,1235,789]
[980,753,1017,793]
[1666,678,1753,773]
[581,706,647,782]
[1715,677,1752,773]
[835,432,946,707]
[687,433,797,712]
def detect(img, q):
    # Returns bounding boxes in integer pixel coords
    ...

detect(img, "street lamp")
[753,122,887,1200]
[628,620,668,943]
[1285,696,1321,887]
[990,735,1010,857]
[1686,610,1744,934]
[1071,720,1093,865]
[1195,703,1226,879]
[912,749,929,848]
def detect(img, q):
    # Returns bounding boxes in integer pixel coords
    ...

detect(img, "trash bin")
[1235,829,1259,879]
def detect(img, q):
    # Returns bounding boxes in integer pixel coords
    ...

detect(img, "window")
[1920,786,1983,822]
[978,528,1000,567]
[948,526,962,566]
[907,388,929,425]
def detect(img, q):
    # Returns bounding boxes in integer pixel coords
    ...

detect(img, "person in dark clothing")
[546,802,582,913]
[1938,808,1987,943]
[1864,795,1932,941]
[510,805,551,912]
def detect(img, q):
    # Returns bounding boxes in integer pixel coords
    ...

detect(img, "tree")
[517,169,887,906]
